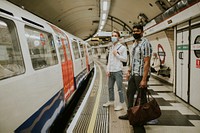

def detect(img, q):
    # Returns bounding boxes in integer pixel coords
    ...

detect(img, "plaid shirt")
[131,37,152,76]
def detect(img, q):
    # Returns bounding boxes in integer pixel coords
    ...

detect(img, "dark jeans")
[127,75,147,109]
[133,125,146,133]
[126,74,148,133]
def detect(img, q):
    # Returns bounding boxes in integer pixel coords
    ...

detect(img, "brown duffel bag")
[127,89,161,125]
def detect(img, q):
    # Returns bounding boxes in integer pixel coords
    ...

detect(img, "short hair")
[112,30,121,37]
[132,24,143,31]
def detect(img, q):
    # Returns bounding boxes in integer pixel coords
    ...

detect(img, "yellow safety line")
[87,63,102,132]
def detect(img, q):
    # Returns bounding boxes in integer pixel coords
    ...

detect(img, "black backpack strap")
[117,45,122,54]
[117,45,122,50]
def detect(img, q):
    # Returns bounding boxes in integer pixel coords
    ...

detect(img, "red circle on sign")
[40,33,45,46]
[157,44,165,64]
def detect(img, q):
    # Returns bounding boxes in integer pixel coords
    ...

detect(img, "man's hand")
[126,71,130,80]
[139,79,147,89]
[113,50,117,56]
[106,71,110,77]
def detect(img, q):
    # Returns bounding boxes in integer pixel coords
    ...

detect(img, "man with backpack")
[103,30,127,111]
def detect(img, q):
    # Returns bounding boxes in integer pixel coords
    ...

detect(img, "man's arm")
[140,56,150,88]
[106,49,111,76]
[114,46,127,62]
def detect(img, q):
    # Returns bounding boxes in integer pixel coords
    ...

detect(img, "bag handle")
[134,89,154,106]
[146,89,154,100]
[134,90,143,106]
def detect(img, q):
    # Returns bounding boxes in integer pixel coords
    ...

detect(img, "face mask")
[111,37,118,43]
[133,34,141,40]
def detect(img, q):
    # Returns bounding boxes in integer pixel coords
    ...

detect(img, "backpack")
[117,45,127,66]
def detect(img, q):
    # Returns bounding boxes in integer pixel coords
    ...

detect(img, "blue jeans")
[108,71,125,103]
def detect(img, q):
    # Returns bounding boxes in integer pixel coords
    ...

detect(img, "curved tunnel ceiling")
[8,0,178,40]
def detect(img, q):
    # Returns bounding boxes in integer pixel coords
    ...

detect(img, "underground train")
[0,1,94,133]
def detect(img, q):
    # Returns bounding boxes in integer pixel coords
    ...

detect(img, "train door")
[64,37,75,98]
[176,24,189,102]
[84,44,90,73]
[87,45,94,70]
[59,37,75,101]
[60,38,70,100]
[49,24,74,102]
[71,39,83,89]
[190,18,200,110]
[79,42,86,70]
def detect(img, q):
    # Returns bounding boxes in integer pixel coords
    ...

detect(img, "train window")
[71,40,80,59]
[79,43,85,57]
[88,49,92,55]
[0,17,25,80]
[25,26,58,70]
[63,39,72,60]
[87,45,92,55]
[194,35,200,58]
[56,37,72,62]
[65,44,72,60]
[56,37,65,62]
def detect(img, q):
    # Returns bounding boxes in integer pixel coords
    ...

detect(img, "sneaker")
[103,101,114,107]
[114,105,123,111]
[146,119,158,124]
[119,114,128,120]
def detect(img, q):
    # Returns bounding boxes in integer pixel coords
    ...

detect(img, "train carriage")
[0,1,93,132]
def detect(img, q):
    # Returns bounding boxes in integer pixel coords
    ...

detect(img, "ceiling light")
[101,20,105,25]
[98,0,110,32]
[102,13,106,19]
[86,0,110,42]
[168,0,176,2]
[103,1,108,11]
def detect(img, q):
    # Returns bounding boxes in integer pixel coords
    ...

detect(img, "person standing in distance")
[119,24,152,133]
[151,52,160,73]
[103,30,127,111]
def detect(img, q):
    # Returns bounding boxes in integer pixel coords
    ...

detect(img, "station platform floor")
[67,57,200,133]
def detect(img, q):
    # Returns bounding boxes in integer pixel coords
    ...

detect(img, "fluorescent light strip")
[102,13,106,20]
[87,0,110,41]
[103,1,108,11]
[101,20,105,26]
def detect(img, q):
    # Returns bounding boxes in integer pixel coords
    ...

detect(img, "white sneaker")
[103,101,114,107]
[147,119,158,124]
[114,105,123,111]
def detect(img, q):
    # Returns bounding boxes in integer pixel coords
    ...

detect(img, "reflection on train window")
[66,44,72,60]
[87,45,92,55]
[64,39,72,60]
[194,35,200,58]
[79,43,85,57]
[0,17,25,80]
[72,41,80,59]
[57,36,65,62]
[88,49,92,55]
[56,37,72,62]
[25,26,58,70]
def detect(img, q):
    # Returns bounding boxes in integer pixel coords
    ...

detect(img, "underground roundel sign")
[40,33,46,46]
[157,44,165,64]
